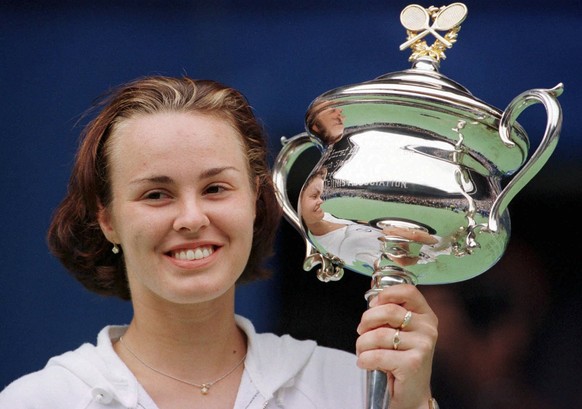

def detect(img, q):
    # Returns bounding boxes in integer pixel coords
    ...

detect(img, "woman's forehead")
[106,112,248,173]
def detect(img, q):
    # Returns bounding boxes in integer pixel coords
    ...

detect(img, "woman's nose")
[173,198,210,233]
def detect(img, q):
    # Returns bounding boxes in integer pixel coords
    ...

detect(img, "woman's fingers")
[382,226,439,245]
[355,284,438,408]
[356,325,435,359]
[357,284,437,334]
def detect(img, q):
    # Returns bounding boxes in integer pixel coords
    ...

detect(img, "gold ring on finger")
[400,310,412,329]
[392,329,401,350]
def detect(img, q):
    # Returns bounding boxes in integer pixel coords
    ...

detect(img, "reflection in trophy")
[272,3,563,409]
[299,168,446,272]
[306,101,346,146]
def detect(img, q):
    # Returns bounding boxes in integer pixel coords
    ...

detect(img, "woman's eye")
[143,191,170,200]
[205,184,226,195]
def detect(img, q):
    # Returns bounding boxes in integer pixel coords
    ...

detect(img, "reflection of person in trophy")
[422,239,556,409]
[299,168,346,235]
[300,168,379,269]
[300,168,442,269]
[306,99,345,145]
[0,76,440,409]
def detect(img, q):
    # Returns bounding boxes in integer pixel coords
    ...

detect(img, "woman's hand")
[356,284,438,409]
[380,226,440,267]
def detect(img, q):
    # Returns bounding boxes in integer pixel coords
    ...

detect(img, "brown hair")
[47,76,282,300]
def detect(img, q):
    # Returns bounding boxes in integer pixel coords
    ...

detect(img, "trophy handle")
[489,83,564,232]
[272,132,316,232]
[273,132,344,281]
[273,132,318,236]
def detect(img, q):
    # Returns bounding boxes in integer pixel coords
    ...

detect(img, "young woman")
[0,76,439,409]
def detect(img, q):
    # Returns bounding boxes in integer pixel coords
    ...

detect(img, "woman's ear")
[97,204,120,244]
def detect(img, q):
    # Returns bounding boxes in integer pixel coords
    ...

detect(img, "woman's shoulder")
[0,325,136,409]
[237,316,364,407]
[237,314,357,363]
[0,357,93,408]
[278,340,364,407]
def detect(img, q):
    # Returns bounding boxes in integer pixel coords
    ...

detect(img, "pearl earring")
[112,243,120,254]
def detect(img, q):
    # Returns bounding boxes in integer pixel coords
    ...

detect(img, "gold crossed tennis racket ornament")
[400,2,467,61]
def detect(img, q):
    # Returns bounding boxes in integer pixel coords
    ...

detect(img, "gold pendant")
[200,384,210,395]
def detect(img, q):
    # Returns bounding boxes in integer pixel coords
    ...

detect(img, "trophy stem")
[365,266,416,301]
[366,369,390,409]
[364,266,416,409]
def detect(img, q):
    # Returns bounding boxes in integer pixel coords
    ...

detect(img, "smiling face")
[299,174,325,227]
[97,111,257,305]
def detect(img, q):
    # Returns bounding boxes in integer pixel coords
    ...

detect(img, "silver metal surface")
[275,65,562,285]
[274,58,563,287]
[271,3,563,409]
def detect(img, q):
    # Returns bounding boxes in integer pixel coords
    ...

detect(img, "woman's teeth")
[173,246,214,261]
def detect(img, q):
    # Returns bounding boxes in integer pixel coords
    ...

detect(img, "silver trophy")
[272,3,563,409]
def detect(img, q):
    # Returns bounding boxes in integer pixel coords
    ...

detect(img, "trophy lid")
[306,3,529,176]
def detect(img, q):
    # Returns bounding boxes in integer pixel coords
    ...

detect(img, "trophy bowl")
[272,3,563,408]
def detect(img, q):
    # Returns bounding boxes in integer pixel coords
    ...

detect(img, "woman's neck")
[116,287,247,381]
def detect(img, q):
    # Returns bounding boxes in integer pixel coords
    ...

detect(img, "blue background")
[1,0,581,401]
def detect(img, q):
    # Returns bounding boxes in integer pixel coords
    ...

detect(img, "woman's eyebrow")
[200,166,239,179]
[129,167,240,186]
[129,175,173,186]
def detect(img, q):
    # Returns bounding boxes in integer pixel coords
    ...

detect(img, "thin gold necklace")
[118,336,246,395]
